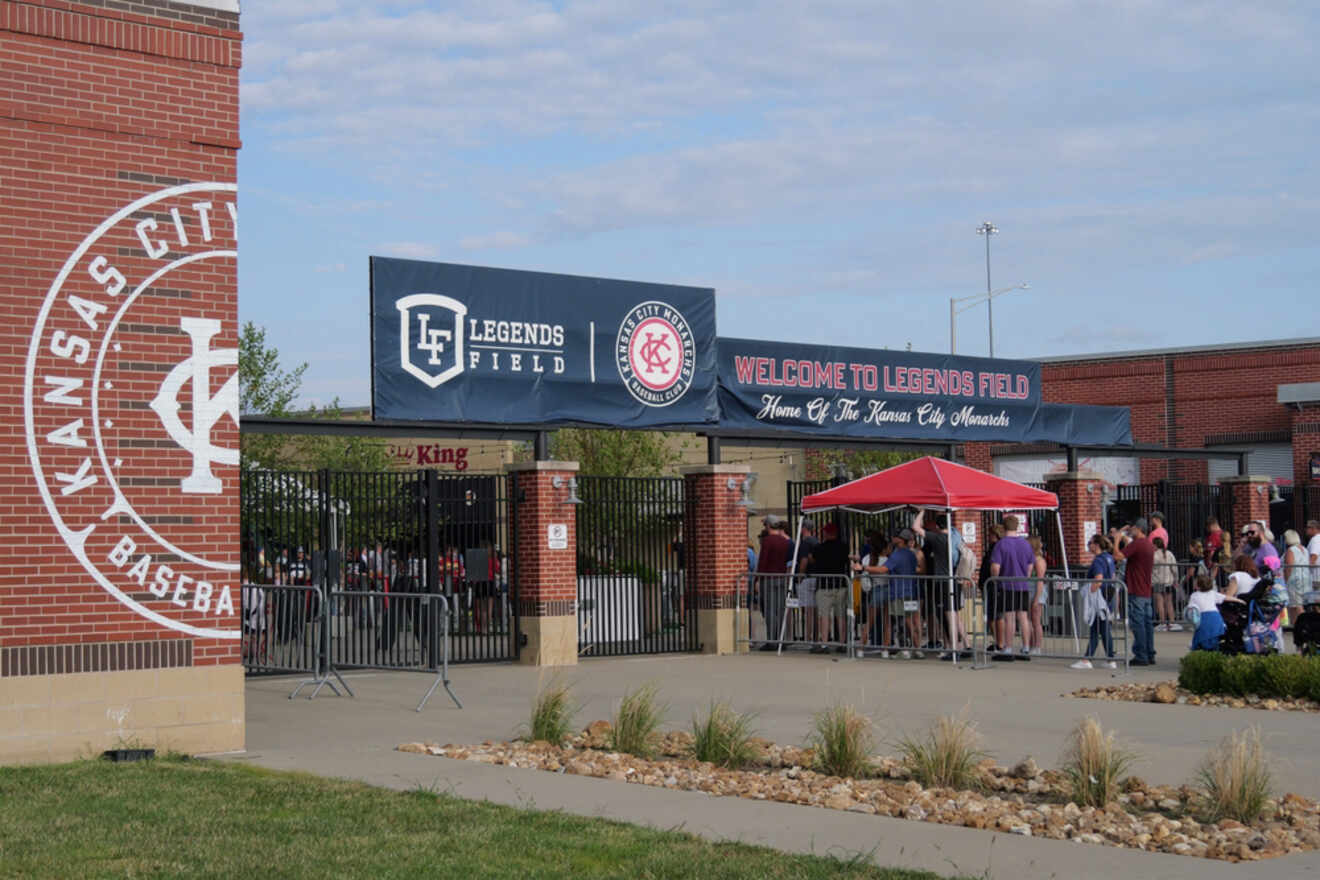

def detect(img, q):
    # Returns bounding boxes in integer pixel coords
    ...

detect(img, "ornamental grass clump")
[521,678,578,746]
[1060,716,1138,808]
[808,703,874,779]
[896,712,988,790]
[690,701,760,769]
[609,683,667,759]
[1197,727,1273,823]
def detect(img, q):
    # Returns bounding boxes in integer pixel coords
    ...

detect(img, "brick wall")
[510,467,578,618]
[683,468,749,611]
[1,0,241,677]
[964,340,1320,487]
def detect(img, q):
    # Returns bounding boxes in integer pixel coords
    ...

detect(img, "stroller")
[1293,591,1320,657]
[1218,571,1287,656]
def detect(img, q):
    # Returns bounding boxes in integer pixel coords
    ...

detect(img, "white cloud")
[376,241,442,259]
[458,231,530,250]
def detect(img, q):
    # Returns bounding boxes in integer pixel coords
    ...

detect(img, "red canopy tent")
[800,456,1060,514]
[791,457,1071,664]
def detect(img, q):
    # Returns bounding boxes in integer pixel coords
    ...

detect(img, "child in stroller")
[1217,558,1288,655]
[1293,591,1320,657]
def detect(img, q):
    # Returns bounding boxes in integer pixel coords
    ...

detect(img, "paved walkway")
[235,635,1320,880]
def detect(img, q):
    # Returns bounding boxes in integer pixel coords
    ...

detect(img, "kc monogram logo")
[25,183,241,640]
[398,293,466,388]
[150,317,240,494]
[616,300,696,408]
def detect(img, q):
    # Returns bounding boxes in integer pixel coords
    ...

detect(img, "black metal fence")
[574,475,697,656]
[240,468,517,668]
[786,478,909,561]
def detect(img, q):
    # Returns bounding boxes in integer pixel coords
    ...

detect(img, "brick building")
[1,0,243,762]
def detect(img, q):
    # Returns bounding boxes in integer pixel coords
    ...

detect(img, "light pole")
[949,283,1029,354]
[976,221,998,356]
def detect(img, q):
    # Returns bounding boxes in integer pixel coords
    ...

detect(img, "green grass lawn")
[0,757,962,879]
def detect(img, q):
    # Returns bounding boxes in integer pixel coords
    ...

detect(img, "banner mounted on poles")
[370,257,719,427]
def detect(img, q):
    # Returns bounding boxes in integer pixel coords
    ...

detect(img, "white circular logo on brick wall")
[24,183,240,640]
[615,300,696,407]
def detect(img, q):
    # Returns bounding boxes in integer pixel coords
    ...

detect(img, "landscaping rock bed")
[1071,681,1320,712]
[398,725,1320,861]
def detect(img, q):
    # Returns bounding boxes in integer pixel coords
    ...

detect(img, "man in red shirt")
[754,517,792,651]
[1111,518,1155,665]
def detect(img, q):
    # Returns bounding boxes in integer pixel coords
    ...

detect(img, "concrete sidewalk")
[235,642,1320,880]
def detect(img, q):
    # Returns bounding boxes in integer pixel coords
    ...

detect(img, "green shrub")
[1060,717,1138,808]
[1308,662,1320,703]
[1178,651,1226,694]
[690,701,760,769]
[609,684,667,759]
[521,679,578,746]
[808,704,874,779]
[1220,655,1266,697]
[1197,727,1273,823]
[895,713,988,790]
[1259,654,1309,700]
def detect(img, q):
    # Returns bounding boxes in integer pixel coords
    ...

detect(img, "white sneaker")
[899,650,912,659]
[878,650,891,659]
[1168,623,1184,632]
[1155,623,1168,632]
[1105,661,1118,669]
[1031,647,1043,655]
[912,650,925,659]
[1070,659,1094,669]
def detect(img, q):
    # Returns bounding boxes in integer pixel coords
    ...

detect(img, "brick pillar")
[1044,471,1106,568]
[1219,475,1273,537]
[682,465,751,654]
[507,462,579,666]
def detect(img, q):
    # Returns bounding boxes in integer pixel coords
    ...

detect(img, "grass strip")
[0,757,961,880]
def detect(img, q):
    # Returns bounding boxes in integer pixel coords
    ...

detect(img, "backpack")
[955,546,977,583]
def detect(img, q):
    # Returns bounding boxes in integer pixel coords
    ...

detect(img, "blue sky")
[238,0,1318,406]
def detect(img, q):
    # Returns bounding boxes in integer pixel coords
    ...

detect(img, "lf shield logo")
[398,293,466,388]
[616,300,696,407]
[24,183,241,640]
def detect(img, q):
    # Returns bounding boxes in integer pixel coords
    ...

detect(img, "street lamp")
[949,283,1029,354]
[976,221,999,356]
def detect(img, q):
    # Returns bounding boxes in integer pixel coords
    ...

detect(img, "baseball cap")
[763,514,782,527]
[898,528,916,542]
[1131,517,1149,533]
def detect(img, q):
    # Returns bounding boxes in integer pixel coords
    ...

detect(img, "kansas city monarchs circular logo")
[615,300,695,407]
[24,183,240,640]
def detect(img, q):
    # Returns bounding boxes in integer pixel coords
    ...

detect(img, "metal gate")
[1111,482,1235,554]
[240,468,517,669]
[574,475,697,656]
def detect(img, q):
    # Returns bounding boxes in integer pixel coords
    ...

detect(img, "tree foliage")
[805,448,923,481]
[238,321,392,472]
[549,428,685,477]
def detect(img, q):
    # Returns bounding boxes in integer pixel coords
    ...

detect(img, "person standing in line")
[1027,535,1048,656]
[795,519,820,644]
[876,528,924,658]
[989,515,1034,662]
[1283,529,1309,628]
[1147,512,1170,551]
[754,516,791,651]
[1072,535,1117,670]
[1307,520,1320,579]
[808,522,852,654]
[979,523,1005,652]
[1111,518,1156,666]
[857,534,890,652]
[1152,537,1180,632]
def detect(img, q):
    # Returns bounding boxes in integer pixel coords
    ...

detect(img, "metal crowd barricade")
[735,573,855,656]
[853,574,973,663]
[972,575,1129,671]
[326,589,462,710]
[241,584,460,710]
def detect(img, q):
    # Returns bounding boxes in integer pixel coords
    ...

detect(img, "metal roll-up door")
[1208,444,1293,483]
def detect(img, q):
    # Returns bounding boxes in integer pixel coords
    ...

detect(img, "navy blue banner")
[716,337,1130,445]
[371,258,719,426]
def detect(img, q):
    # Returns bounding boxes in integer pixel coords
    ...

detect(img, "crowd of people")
[748,508,1320,666]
